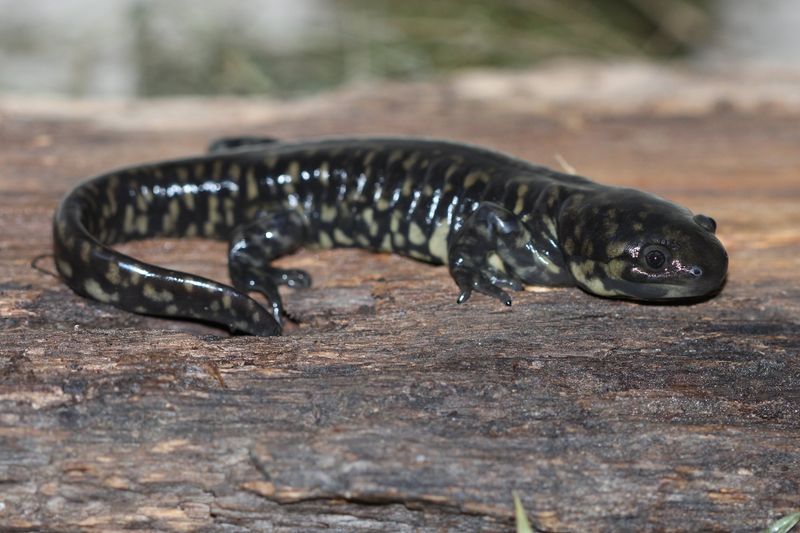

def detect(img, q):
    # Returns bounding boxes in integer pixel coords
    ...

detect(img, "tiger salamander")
[53,137,728,336]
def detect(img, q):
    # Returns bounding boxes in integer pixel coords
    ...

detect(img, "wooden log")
[1,64,799,531]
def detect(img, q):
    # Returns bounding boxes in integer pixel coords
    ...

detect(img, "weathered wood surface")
[1,64,799,532]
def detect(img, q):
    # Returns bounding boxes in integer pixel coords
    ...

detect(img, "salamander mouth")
[599,275,727,302]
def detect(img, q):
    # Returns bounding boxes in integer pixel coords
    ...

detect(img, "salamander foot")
[452,266,522,306]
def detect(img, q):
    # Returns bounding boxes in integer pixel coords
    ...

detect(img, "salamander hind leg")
[207,136,281,153]
[228,209,311,325]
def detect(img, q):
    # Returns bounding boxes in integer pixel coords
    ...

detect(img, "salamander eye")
[642,245,669,270]
[646,250,665,269]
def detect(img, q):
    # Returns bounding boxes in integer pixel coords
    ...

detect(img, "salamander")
[53,136,728,336]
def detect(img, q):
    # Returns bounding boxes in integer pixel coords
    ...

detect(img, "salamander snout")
[682,239,728,298]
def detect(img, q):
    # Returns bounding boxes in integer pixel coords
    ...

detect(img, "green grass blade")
[513,491,534,533]
[764,511,800,533]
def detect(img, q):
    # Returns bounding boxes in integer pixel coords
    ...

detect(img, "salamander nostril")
[693,214,717,233]
[690,266,703,277]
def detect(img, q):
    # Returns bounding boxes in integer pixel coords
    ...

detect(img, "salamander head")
[559,188,728,301]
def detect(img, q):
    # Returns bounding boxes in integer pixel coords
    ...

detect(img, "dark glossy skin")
[53,137,728,336]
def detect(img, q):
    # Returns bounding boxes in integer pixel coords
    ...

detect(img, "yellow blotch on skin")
[143,283,174,303]
[84,279,119,303]
[444,162,460,179]
[80,242,92,263]
[543,217,557,239]
[408,249,429,261]
[105,262,121,285]
[487,253,506,273]
[224,198,235,227]
[427,223,449,262]
[105,175,119,215]
[318,232,333,249]
[390,211,402,233]
[569,261,620,297]
[563,238,575,256]
[379,233,392,252]
[162,213,174,235]
[204,196,220,236]
[246,167,258,200]
[408,223,426,246]
[464,171,488,189]
[606,241,626,259]
[513,185,528,214]
[387,149,404,165]
[606,258,628,279]
[229,164,241,180]
[57,260,73,278]
[287,161,300,180]
[362,208,378,237]
[320,205,337,224]
[402,152,419,171]
[318,161,330,186]
[169,198,180,223]
[123,205,136,234]
[136,215,148,235]
[333,228,354,245]
[401,178,414,197]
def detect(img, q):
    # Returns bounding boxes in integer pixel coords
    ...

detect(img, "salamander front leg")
[447,202,533,305]
[228,210,311,325]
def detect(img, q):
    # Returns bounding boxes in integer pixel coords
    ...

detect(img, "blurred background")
[0,0,797,98]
